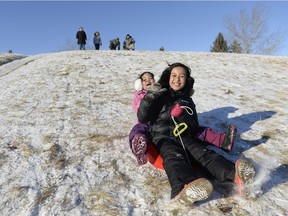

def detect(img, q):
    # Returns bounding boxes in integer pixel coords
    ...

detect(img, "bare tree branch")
[223,3,286,55]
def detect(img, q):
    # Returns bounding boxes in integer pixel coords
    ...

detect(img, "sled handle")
[173,123,188,137]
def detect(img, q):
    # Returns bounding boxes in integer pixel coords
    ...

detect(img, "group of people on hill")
[76,27,135,51]
[128,62,256,205]
[109,34,135,50]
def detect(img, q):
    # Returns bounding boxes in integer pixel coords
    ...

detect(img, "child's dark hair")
[158,62,194,94]
[139,71,154,81]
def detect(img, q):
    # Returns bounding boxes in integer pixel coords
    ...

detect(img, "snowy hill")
[0,50,287,215]
[0,53,26,66]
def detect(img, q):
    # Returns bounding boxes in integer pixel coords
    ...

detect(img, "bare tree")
[223,3,286,55]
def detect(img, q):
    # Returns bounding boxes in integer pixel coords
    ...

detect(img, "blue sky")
[0,1,287,56]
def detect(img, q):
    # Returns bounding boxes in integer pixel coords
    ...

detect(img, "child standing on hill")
[129,71,237,167]
[137,63,255,204]
[93,31,102,50]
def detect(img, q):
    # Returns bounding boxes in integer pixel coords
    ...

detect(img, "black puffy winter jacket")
[137,88,199,145]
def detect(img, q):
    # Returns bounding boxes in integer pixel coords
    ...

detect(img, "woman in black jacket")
[137,62,256,205]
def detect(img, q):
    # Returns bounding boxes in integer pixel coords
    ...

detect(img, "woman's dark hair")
[139,71,154,81]
[158,62,194,94]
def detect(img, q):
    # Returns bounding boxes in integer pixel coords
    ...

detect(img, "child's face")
[169,66,187,92]
[141,73,155,90]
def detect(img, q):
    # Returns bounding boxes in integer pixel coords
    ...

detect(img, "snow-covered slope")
[0,50,287,215]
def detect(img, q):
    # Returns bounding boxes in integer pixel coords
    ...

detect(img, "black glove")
[144,87,167,103]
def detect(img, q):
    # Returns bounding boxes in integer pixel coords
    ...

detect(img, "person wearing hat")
[123,34,135,50]
[109,37,120,50]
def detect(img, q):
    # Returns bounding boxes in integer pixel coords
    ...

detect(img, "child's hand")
[170,103,183,117]
[144,88,167,103]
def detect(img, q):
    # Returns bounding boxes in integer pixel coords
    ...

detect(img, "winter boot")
[221,125,237,151]
[131,134,148,165]
[176,178,213,205]
[235,158,256,195]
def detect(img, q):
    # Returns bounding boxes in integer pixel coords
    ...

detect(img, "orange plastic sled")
[146,144,164,170]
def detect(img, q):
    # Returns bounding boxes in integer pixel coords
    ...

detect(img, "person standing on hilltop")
[76,27,87,50]
[93,31,102,50]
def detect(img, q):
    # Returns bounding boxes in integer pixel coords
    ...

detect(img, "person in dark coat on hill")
[76,27,87,50]
[109,37,120,50]
[129,71,237,167]
[123,34,135,50]
[137,62,256,205]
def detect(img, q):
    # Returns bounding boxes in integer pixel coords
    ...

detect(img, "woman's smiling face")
[169,66,187,92]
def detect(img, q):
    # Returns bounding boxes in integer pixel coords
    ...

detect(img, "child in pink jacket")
[128,71,237,166]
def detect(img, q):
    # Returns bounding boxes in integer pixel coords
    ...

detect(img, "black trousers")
[94,44,100,50]
[155,137,236,198]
